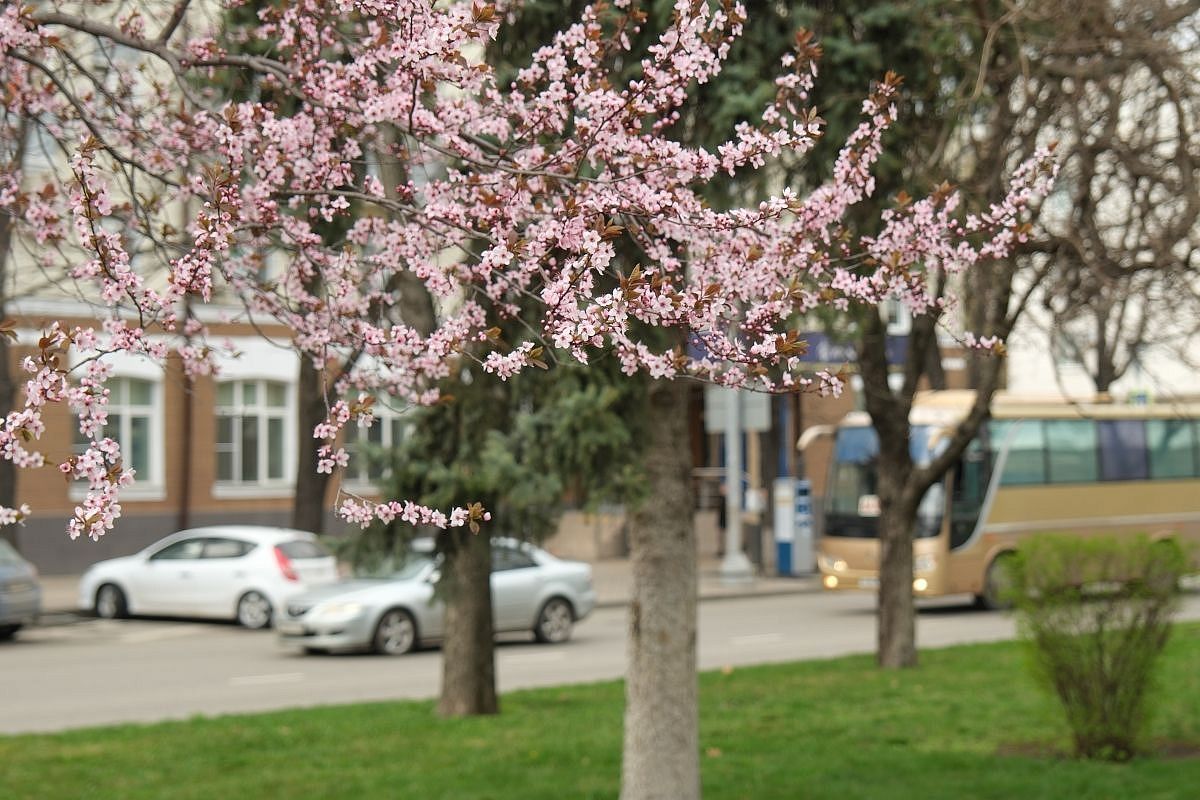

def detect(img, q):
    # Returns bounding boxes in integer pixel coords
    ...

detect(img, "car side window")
[202,538,254,559]
[492,547,537,572]
[149,539,205,560]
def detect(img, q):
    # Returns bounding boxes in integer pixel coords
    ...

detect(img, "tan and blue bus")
[812,391,1200,607]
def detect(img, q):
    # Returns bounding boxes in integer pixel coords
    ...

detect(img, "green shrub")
[1006,534,1187,761]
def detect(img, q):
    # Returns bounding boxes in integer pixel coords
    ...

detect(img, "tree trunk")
[876,492,918,668]
[437,530,498,716]
[176,369,195,532]
[0,304,14,549]
[291,355,334,534]
[621,378,699,800]
[858,309,921,669]
[1093,304,1117,394]
[924,338,947,390]
[0,119,25,549]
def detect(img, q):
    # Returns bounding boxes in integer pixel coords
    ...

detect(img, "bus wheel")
[976,554,1016,611]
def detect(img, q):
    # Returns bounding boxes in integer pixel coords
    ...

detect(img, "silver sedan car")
[277,539,596,655]
[0,539,41,640]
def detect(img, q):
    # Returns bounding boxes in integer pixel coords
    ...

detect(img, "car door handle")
[179,571,191,579]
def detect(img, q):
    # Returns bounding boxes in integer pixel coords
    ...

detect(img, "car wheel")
[372,609,417,655]
[977,554,1016,611]
[95,583,128,619]
[0,624,20,640]
[236,591,273,629]
[534,597,574,644]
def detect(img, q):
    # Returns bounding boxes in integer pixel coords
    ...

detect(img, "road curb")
[595,582,821,610]
[40,578,825,619]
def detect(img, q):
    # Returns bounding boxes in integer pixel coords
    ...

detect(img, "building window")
[215,380,290,484]
[343,404,408,484]
[74,377,159,485]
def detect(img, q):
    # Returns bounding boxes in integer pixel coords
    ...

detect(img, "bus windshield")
[826,425,945,539]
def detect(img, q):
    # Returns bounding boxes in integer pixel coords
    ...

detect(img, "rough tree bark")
[1092,301,1118,395]
[874,489,920,668]
[0,215,15,550]
[621,377,699,800]
[291,354,334,534]
[373,126,500,717]
[291,125,436,535]
[437,529,498,716]
[859,310,920,668]
[863,269,1016,668]
[0,118,26,549]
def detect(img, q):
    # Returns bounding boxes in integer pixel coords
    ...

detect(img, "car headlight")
[316,602,364,618]
[914,554,937,573]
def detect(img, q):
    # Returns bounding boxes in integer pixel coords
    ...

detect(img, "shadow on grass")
[997,739,1200,761]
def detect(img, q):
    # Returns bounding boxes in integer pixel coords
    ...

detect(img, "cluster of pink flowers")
[0,1,1054,537]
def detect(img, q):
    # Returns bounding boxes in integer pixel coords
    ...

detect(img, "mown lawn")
[4,625,1200,800]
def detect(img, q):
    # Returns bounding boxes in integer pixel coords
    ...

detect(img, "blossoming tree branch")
[0,0,1054,541]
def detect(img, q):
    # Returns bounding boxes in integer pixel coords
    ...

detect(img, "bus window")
[1098,420,1149,481]
[1045,420,1098,483]
[988,420,1046,485]
[949,440,989,549]
[829,427,879,518]
[825,425,941,539]
[829,458,878,516]
[1146,419,1198,478]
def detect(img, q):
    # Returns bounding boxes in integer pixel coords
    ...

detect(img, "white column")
[720,389,754,583]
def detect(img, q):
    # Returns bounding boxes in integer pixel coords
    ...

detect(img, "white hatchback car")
[78,526,338,628]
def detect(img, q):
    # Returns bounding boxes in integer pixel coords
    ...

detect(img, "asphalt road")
[5,591,1200,734]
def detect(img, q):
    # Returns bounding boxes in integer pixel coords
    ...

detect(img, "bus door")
[945,438,991,593]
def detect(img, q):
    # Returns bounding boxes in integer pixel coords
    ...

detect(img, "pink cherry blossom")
[0,1,1054,538]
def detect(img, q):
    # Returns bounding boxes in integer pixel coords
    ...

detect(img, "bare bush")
[1007,534,1187,760]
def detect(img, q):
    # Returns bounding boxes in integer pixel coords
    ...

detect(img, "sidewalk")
[590,557,819,608]
[38,557,819,616]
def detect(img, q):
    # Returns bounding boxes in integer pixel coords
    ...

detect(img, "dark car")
[0,539,41,640]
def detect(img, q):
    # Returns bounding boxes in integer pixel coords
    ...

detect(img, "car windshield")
[356,555,435,581]
[0,539,25,565]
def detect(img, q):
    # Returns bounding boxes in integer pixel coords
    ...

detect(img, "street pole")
[721,388,754,584]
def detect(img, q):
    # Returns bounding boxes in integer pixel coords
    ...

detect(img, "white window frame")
[71,375,165,502]
[342,401,411,488]
[213,378,295,497]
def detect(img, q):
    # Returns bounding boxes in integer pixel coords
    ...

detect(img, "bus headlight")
[819,554,848,572]
[823,575,839,589]
[913,578,929,592]
[914,554,937,573]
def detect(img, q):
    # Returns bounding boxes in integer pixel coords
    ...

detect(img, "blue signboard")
[688,332,908,366]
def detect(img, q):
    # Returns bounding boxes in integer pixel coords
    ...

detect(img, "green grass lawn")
[4,626,1200,800]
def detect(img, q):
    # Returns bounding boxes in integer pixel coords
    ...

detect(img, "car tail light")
[274,546,299,582]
